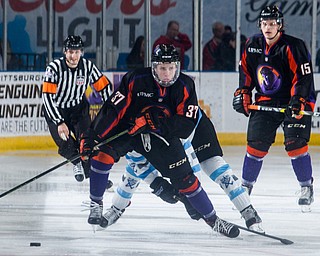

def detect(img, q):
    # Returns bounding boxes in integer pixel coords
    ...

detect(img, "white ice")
[0,146,319,256]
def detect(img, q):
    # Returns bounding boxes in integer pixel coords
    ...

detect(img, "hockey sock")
[89,160,111,202]
[201,156,250,212]
[181,180,215,218]
[291,153,313,186]
[112,168,141,210]
[242,153,263,184]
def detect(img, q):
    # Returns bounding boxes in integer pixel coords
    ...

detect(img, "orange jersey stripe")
[287,47,298,96]
[287,145,308,157]
[176,87,190,115]
[42,82,57,94]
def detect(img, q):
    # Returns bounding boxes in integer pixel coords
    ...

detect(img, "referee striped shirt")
[42,57,113,125]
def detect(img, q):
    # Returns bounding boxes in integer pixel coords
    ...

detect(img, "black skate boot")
[240,205,264,233]
[88,201,103,225]
[299,184,314,212]
[205,215,240,238]
[100,205,125,228]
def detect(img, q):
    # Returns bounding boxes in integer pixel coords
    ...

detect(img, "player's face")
[260,19,281,41]
[154,63,177,84]
[64,49,82,68]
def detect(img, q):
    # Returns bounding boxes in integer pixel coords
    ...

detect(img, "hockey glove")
[285,95,306,120]
[150,177,179,204]
[80,128,99,161]
[128,107,168,136]
[232,88,252,117]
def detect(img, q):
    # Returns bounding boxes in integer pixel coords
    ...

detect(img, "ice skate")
[298,185,314,213]
[87,201,103,227]
[73,162,85,182]
[205,215,239,238]
[100,205,125,228]
[241,205,264,233]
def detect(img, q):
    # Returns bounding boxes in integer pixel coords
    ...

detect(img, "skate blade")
[301,205,312,213]
[249,223,265,234]
[91,224,99,233]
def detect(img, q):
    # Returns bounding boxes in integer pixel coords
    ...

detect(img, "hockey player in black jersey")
[232,6,316,212]
[42,35,113,182]
[80,44,240,238]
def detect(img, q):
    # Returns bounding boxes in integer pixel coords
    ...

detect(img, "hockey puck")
[30,242,41,247]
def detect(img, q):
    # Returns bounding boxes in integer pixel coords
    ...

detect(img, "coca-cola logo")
[3,0,177,15]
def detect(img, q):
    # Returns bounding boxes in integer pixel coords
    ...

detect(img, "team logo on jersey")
[76,76,85,86]
[45,68,54,79]
[137,92,154,97]
[257,65,281,94]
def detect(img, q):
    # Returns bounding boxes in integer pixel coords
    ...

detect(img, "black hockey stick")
[232,223,294,245]
[248,104,320,117]
[175,196,293,244]
[0,129,128,199]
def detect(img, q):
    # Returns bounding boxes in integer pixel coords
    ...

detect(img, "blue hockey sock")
[291,153,313,186]
[89,160,112,202]
[242,153,263,184]
[184,184,215,218]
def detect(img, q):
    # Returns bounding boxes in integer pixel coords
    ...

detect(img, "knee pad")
[201,156,250,211]
[171,173,199,193]
[285,137,308,157]
[247,142,269,158]
[112,172,141,210]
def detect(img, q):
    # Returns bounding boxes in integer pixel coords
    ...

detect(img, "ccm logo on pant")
[169,157,187,169]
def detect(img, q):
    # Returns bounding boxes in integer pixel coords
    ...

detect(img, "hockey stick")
[232,223,294,245]
[0,129,128,199]
[248,104,320,117]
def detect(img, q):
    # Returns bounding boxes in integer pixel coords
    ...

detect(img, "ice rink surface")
[0,146,319,256]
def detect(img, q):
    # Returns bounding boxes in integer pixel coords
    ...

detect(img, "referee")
[42,35,113,182]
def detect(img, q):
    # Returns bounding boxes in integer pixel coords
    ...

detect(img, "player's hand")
[80,128,99,161]
[232,88,252,117]
[128,107,165,136]
[285,95,306,120]
[150,177,179,204]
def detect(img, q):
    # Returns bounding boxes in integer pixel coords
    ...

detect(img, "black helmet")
[63,35,84,52]
[258,5,284,29]
[151,44,180,87]
[151,44,180,62]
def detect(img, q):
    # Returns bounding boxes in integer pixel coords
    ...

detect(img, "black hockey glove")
[128,107,169,136]
[232,88,252,117]
[178,194,202,221]
[150,177,179,204]
[80,128,99,161]
[285,95,306,120]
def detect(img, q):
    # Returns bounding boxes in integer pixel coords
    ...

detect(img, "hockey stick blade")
[233,223,294,245]
[248,104,320,117]
[0,129,128,199]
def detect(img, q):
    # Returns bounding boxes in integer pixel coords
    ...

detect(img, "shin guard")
[201,156,250,212]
